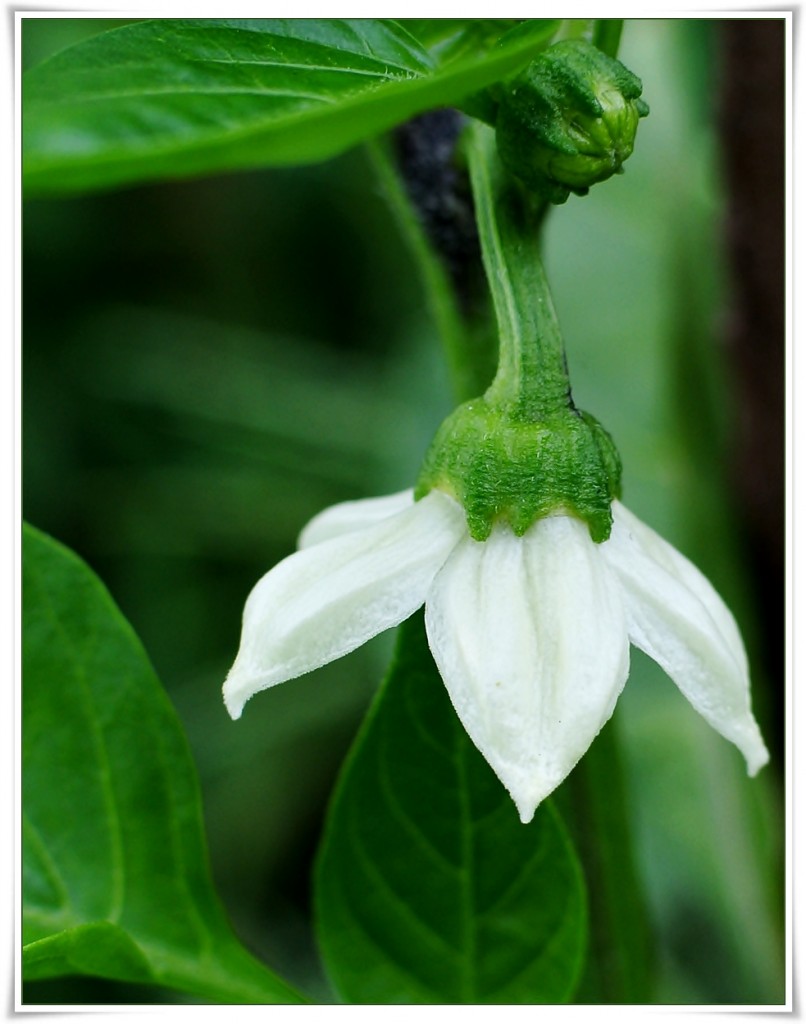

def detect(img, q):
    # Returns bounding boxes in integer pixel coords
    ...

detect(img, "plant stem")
[593,19,624,58]
[465,122,572,420]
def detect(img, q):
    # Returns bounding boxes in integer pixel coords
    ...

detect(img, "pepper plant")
[21,17,785,1007]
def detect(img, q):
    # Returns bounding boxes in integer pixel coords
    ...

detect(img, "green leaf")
[314,612,587,1004]
[23,18,560,196]
[22,523,306,1004]
[402,19,520,64]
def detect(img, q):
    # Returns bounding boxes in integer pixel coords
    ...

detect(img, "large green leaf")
[314,612,587,1004]
[23,18,559,196]
[22,523,305,1004]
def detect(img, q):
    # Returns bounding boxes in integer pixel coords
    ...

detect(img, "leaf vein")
[377,745,462,876]
[348,809,464,962]
[22,813,71,916]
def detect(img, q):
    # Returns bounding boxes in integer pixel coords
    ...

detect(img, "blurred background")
[22,18,786,1004]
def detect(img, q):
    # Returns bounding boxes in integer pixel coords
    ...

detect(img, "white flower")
[224,489,769,823]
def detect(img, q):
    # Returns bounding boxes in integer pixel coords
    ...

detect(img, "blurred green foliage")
[22,17,784,1005]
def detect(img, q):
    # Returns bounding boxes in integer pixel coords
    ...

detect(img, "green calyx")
[415,397,621,543]
[495,39,649,204]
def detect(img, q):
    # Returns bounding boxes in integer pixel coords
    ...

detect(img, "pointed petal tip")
[222,669,247,720]
[735,716,770,776]
[516,802,537,825]
[511,774,563,825]
[745,739,770,777]
[223,694,244,721]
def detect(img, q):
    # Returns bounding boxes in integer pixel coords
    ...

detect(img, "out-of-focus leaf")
[21,18,143,71]
[314,612,587,1004]
[403,19,520,64]
[23,18,559,195]
[22,523,306,1004]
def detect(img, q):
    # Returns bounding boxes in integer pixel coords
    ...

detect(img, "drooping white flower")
[224,488,768,824]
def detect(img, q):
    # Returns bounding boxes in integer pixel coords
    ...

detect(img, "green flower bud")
[495,39,649,204]
[415,397,622,543]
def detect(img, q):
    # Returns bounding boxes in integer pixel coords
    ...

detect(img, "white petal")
[298,489,414,549]
[425,515,630,824]
[603,500,769,774]
[225,490,464,719]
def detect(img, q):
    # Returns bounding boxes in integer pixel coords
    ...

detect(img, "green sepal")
[415,396,621,543]
[495,39,649,203]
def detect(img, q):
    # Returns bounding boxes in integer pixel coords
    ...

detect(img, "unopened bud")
[495,40,649,204]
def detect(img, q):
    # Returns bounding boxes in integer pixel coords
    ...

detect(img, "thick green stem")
[465,123,572,421]
[593,19,624,58]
